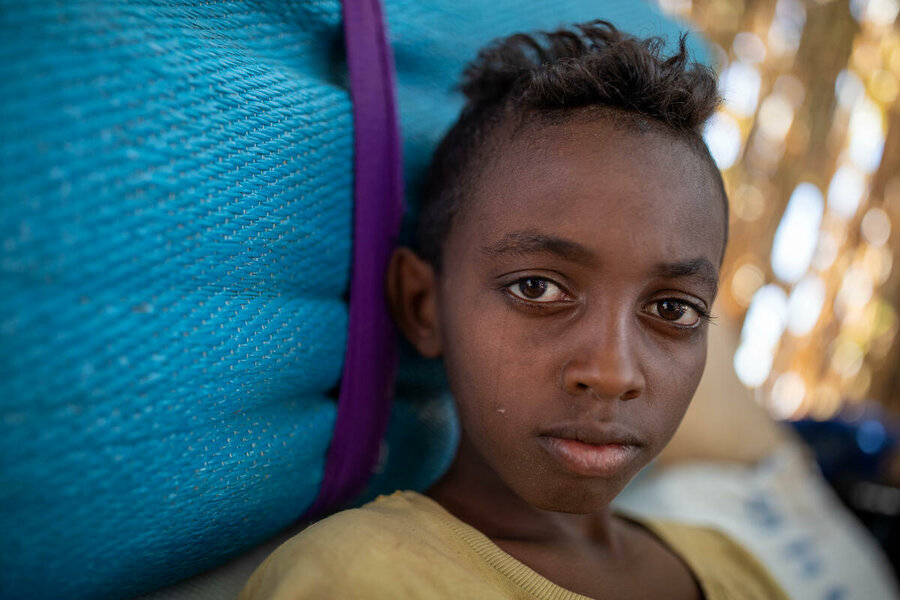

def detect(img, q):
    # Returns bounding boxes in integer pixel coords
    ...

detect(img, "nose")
[561,309,645,401]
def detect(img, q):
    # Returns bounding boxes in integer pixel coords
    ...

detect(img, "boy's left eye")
[645,299,704,327]
[507,278,569,303]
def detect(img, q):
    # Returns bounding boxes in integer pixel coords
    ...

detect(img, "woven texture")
[0,2,704,599]
[0,3,352,599]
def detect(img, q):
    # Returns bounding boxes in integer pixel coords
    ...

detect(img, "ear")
[386,247,442,358]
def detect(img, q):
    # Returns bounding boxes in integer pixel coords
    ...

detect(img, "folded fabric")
[615,443,900,600]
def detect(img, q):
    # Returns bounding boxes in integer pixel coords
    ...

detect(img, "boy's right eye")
[506,277,569,303]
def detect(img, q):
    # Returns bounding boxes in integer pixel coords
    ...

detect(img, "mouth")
[537,423,643,477]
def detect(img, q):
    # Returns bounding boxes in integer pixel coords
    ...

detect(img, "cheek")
[647,323,708,381]
[441,302,549,428]
[645,335,708,437]
[441,302,513,410]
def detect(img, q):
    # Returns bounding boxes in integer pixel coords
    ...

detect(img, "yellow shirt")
[240,491,787,600]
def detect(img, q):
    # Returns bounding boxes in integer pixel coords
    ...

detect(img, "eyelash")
[502,276,711,327]
[645,299,713,329]
[504,277,572,304]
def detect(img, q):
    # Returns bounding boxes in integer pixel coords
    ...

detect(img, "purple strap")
[303,0,404,519]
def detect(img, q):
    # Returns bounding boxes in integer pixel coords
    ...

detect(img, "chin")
[522,478,626,514]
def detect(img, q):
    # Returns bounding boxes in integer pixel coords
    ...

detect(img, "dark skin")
[387,115,726,599]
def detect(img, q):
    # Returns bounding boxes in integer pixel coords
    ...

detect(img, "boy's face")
[403,117,726,514]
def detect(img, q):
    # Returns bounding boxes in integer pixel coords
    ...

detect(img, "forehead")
[452,117,726,270]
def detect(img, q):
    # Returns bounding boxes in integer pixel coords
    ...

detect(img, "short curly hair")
[416,20,727,268]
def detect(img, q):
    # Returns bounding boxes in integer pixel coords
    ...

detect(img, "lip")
[538,423,643,477]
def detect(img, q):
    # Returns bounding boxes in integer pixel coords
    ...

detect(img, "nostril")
[560,357,645,400]
[575,381,642,401]
[621,389,640,401]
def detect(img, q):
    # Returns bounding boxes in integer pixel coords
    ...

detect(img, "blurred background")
[654,0,899,575]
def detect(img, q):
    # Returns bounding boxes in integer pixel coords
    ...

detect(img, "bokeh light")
[827,165,867,219]
[787,274,826,336]
[771,183,824,284]
[861,207,892,247]
[721,61,762,117]
[704,112,743,168]
[770,371,806,419]
[731,261,766,306]
[732,183,766,221]
[848,96,885,173]
[735,284,789,387]
[757,93,794,142]
[853,0,900,25]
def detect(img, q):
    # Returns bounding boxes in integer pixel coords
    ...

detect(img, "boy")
[240,21,787,599]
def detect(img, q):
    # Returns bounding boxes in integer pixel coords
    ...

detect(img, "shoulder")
[239,491,467,600]
[638,517,789,600]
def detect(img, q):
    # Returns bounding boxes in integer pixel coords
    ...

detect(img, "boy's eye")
[507,278,568,303]
[645,299,703,327]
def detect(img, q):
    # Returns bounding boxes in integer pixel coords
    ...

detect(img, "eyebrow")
[482,229,719,294]
[652,258,720,296]
[480,230,596,264]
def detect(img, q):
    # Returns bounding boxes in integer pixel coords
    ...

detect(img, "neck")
[426,433,618,548]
